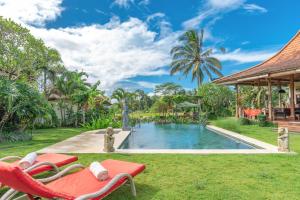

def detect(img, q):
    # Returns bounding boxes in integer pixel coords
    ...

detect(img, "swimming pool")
[119,122,255,149]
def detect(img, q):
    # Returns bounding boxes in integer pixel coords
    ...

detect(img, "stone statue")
[103,127,115,152]
[122,98,130,131]
[278,127,289,152]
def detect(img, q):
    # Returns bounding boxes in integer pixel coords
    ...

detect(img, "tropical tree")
[198,83,234,118]
[112,88,129,109]
[0,17,62,83]
[38,47,65,96]
[72,81,102,125]
[52,71,91,125]
[0,78,53,133]
[154,82,183,96]
[170,29,223,88]
[133,89,153,111]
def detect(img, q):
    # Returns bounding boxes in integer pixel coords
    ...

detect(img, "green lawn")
[1,121,300,199]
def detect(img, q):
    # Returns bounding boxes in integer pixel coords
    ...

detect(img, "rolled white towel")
[89,162,109,181]
[19,152,37,169]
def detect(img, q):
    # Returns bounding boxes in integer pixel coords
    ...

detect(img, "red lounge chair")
[0,153,78,175]
[0,159,146,200]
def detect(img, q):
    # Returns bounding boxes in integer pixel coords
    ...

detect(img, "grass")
[0,128,85,158]
[2,121,300,199]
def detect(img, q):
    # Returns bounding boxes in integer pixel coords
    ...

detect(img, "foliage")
[0,78,54,134]
[82,115,121,130]
[0,131,32,142]
[198,112,208,126]
[170,29,224,87]
[0,17,63,82]
[257,114,267,127]
[238,117,252,125]
[150,98,169,116]
[154,82,184,95]
[52,70,104,127]
[238,85,289,109]
[198,83,235,119]
[212,118,242,133]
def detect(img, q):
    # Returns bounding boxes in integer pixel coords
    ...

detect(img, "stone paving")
[38,129,130,154]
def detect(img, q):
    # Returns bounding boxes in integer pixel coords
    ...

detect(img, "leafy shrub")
[0,131,32,142]
[238,118,252,125]
[82,115,121,130]
[213,118,241,133]
[257,114,267,127]
[199,113,208,127]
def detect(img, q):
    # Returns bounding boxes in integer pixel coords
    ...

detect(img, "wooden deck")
[275,120,300,132]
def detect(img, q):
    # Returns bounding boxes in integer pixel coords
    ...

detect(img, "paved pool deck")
[38,129,131,154]
[38,126,294,154]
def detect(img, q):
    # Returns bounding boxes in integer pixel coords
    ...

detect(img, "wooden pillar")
[290,75,295,120]
[278,81,282,108]
[235,84,240,118]
[267,79,273,121]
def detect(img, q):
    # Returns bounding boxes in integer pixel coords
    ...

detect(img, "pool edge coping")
[206,125,278,151]
[115,125,295,154]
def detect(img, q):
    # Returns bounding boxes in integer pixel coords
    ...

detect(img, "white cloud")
[139,0,150,6]
[112,0,134,9]
[136,81,158,89]
[0,0,180,92]
[214,48,276,63]
[0,0,63,26]
[243,4,267,13]
[147,12,173,38]
[241,41,250,45]
[182,0,267,30]
[208,0,245,10]
[29,17,179,90]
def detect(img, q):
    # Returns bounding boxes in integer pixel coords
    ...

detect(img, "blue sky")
[1,0,300,94]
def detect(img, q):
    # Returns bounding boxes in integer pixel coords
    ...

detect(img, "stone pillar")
[267,79,273,121]
[290,75,295,120]
[277,127,289,152]
[103,127,115,152]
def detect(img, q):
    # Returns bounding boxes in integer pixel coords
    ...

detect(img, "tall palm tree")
[38,47,65,96]
[170,29,223,88]
[112,88,127,107]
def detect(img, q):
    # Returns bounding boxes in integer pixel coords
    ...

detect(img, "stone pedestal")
[278,127,289,152]
[103,127,115,152]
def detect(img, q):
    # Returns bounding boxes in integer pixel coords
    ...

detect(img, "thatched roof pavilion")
[214,30,300,124]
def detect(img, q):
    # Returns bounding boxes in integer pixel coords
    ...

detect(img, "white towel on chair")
[19,152,37,169]
[89,162,109,181]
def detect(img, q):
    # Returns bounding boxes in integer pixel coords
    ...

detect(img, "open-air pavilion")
[214,31,300,131]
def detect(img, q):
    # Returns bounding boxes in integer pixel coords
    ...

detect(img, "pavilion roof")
[214,30,300,85]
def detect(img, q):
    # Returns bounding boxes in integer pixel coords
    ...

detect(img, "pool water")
[120,123,254,149]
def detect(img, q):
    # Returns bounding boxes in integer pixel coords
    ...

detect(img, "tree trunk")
[0,112,11,131]
[59,105,63,127]
[43,69,47,96]
[197,80,202,114]
[75,104,79,127]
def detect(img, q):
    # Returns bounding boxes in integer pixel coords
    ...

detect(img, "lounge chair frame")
[1,163,137,200]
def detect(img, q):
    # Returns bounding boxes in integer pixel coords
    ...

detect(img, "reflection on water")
[120,122,254,149]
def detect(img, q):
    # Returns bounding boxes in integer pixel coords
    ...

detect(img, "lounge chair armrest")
[38,164,85,183]
[24,161,59,174]
[0,188,19,200]
[0,156,22,162]
[75,173,136,200]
